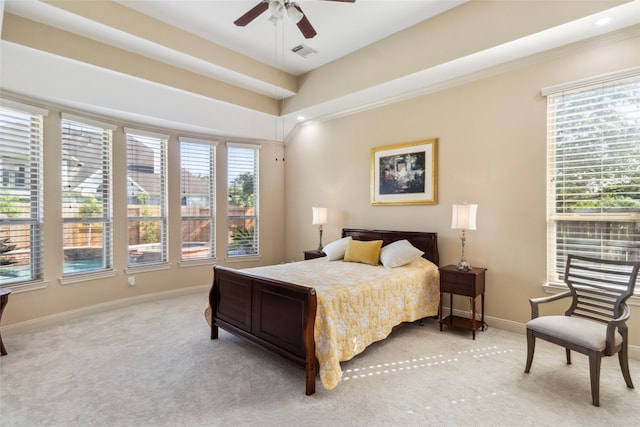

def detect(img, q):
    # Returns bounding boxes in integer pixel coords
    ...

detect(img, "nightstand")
[303,249,326,260]
[438,265,487,339]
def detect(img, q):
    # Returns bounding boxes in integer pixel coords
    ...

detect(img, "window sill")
[178,259,216,268]
[60,270,116,285]
[224,256,261,263]
[125,262,171,274]
[543,282,640,307]
[1,280,49,293]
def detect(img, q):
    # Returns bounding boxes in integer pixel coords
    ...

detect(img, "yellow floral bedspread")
[244,257,440,390]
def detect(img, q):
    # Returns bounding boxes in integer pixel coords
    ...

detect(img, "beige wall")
[2,110,285,327]
[284,34,640,347]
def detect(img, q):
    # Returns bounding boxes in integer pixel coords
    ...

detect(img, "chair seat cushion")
[526,315,622,351]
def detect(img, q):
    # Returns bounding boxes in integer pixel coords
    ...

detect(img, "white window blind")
[180,138,216,260]
[227,143,259,257]
[546,73,640,284]
[0,104,45,286]
[61,117,113,275]
[126,130,168,266]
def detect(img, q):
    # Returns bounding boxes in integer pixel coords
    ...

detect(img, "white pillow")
[322,236,352,261]
[379,239,424,268]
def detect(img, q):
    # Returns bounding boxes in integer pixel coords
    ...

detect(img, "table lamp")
[312,207,328,251]
[451,203,477,271]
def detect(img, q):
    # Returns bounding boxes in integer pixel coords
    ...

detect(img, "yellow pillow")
[343,239,383,266]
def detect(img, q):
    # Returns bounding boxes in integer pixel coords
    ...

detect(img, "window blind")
[227,143,259,257]
[546,73,640,283]
[61,117,113,275]
[0,104,45,286]
[126,130,168,266]
[180,138,216,260]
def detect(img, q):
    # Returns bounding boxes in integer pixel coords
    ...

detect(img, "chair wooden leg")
[589,352,601,407]
[619,345,634,389]
[525,329,535,373]
[566,348,572,365]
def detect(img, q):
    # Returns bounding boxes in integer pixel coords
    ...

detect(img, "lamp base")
[317,225,324,251]
[456,260,473,271]
[457,230,472,271]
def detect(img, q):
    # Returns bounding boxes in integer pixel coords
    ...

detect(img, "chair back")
[564,255,639,323]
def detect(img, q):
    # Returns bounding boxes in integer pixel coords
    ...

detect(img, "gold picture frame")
[371,138,438,205]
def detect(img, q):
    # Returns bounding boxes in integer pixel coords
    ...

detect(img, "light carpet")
[1,291,639,426]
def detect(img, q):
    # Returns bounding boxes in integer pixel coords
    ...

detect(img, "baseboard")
[451,308,640,361]
[2,284,210,337]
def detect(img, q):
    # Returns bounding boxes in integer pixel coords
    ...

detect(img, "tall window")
[61,115,113,275]
[0,102,45,287]
[126,129,168,266]
[545,72,640,285]
[227,143,259,257]
[180,138,216,260]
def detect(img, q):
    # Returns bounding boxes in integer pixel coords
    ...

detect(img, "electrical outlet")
[128,276,135,286]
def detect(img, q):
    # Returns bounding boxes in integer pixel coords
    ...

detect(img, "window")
[0,102,46,287]
[545,71,640,286]
[126,129,168,266]
[227,143,259,257]
[61,115,113,276]
[180,138,216,261]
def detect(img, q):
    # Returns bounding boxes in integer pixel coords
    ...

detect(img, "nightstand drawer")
[439,267,486,297]
[440,280,475,296]
[440,270,476,286]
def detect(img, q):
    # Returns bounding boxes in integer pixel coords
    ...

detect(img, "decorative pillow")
[322,236,352,261]
[343,239,383,266]
[379,239,424,268]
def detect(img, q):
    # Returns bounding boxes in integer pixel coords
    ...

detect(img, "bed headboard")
[341,228,439,266]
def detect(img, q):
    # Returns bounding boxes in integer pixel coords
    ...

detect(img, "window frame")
[60,114,114,279]
[179,137,217,262]
[226,143,260,259]
[544,69,640,300]
[0,100,47,290]
[125,128,169,268]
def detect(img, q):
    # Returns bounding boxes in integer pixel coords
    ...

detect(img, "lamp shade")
[312,207,328,225]
[451,203,477,230]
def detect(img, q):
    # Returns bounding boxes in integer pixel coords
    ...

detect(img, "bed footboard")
[210,265,318,395]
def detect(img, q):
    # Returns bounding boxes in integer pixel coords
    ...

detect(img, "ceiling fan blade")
[234,1,269,27]
[293,5,317,39]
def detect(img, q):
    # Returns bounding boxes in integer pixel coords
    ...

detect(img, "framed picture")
[371,138,438,205]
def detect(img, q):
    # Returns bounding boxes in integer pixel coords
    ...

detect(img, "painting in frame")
[371,138,438,205]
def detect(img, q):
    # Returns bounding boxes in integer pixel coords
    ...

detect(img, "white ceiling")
[2,0,640,142]
[2,0,468,101]
[116,0,467,76]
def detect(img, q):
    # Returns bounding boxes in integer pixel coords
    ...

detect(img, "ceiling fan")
[234,0,356,39]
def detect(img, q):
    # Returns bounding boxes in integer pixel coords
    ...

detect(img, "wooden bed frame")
[209,228,439,395]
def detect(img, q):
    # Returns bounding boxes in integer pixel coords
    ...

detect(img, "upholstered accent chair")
[524,255,639,406]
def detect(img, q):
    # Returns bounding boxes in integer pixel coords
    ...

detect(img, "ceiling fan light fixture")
[287,4,304,24]
[269,0,287,20]
[235,0,353,38]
